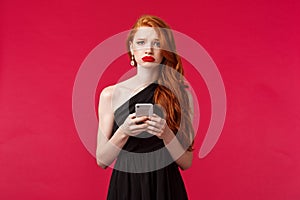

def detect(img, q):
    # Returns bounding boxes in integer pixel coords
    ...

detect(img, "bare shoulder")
[100,85,116,99]
[99,77,138,112]
[98,85,117,112]
[101,79,133,95]
[99,82,129,111]
[110,79,138,110]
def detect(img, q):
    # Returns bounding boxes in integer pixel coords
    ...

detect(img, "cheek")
[155,51,163,62]
[133,50,142,59]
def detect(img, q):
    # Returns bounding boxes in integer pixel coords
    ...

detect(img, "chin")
[140,62,160,68]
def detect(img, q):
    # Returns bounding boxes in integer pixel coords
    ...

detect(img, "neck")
[134,65,160,85]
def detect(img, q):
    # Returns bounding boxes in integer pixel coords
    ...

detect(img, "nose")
[144,43,153,54]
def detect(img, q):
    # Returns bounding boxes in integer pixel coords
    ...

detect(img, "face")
[130,27,163,67]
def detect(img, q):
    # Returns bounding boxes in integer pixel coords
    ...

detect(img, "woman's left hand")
[146,114,170,140]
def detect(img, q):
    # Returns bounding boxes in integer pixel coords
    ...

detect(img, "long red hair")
[126,15,194,151]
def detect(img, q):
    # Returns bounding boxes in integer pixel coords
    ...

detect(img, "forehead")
[133,27,159,39]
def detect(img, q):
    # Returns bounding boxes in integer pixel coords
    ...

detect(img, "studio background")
[1,0,299,199]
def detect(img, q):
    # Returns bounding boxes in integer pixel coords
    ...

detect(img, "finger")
[149,115,159,122]
[146,129,157,136]
[132,116,149,124]
[146,129,163,137]
[150,119,166,128]
[146,120,157,127]
[149,115,164,123]
[131,127,148,134]
[147,119,167,130]
[128,113,136,119]
[147,125,162,133]
[130,123,148,131]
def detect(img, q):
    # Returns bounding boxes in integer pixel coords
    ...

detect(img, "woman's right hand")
[119,113,149,136]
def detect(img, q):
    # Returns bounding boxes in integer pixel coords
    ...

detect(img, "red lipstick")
[142,56,155,62]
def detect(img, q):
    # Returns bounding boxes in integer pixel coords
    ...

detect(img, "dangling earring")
[130,54,135,66]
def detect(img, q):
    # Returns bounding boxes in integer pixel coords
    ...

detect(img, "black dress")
[107,83,188,200]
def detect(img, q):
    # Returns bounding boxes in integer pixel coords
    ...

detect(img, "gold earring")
[130,54,135,66]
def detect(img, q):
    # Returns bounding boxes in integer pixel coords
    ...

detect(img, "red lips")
[142,56,155,62]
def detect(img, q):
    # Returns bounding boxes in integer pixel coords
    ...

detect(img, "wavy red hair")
[126,15,194,151]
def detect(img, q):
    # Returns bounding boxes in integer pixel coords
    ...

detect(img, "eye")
[153,41,160,47]
[136,41,145,45]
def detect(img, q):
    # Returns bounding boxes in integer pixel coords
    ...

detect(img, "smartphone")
[135,103,153,117]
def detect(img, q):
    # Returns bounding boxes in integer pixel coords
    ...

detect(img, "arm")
[162,127,193,170]
[96,86,149,169]
[147,120,193,170]
[96,86,129,169]
[172,89,194,170]
[146,90,194,170]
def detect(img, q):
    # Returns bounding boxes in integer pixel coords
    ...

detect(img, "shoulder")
[99,85,119,108]
[99,78,137,109]
[101,78,135,98]
[98,81,130,105]
[100,85,115,99]
[98,86,116,114]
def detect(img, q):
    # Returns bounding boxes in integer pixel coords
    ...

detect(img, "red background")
[1,0,299,199]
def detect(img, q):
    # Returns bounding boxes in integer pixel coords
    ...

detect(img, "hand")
[119,113,149,137]
[146,114,170,140]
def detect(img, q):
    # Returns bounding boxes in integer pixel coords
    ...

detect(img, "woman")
[96,15,194,200]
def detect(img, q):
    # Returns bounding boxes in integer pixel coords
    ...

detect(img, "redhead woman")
[96,15,194,200]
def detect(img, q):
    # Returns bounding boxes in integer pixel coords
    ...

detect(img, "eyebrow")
[135,38,160,40]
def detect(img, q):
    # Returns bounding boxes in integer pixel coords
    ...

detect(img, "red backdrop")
[1,0,299,199]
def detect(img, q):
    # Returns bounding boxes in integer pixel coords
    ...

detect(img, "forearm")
[96,129,129,168]
[162,128,193,170]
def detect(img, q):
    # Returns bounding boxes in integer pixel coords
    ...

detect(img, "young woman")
[96,15,194,200]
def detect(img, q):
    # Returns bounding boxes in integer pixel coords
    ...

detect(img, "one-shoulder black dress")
[107,83,188,200]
